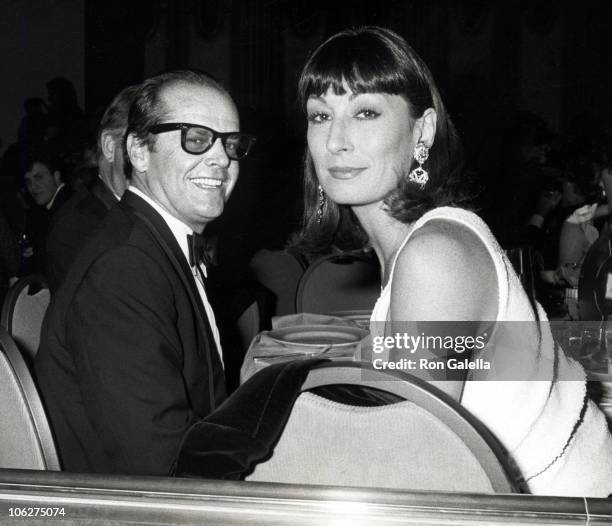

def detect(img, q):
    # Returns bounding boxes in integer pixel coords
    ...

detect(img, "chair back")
[236,301,260,352]
[578,229,612,321]
[0,328,60,470]
[246,362,515,493]
[1,275,50,361]
[249,249,305,316]
[295,254,381,314]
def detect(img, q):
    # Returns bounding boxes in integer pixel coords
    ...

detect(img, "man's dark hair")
[20,144,63,180]
[123,70,227,174]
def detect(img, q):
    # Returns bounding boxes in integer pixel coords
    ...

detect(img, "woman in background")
[296,26,612,496]
[556,145,612,287]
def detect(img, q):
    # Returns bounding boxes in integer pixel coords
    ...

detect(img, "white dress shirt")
[127,186,223,366]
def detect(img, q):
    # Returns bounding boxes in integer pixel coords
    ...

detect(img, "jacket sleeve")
[66,245,198,475]
[45,213,80,293]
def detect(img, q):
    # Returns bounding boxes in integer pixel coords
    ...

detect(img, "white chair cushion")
[0,350,48,469]
[247,392,494,492]
[11,288,50,360]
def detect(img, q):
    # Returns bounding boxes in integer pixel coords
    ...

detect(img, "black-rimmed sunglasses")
[150,122,256,160]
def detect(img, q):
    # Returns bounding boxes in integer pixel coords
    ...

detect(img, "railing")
[0,469,610,525]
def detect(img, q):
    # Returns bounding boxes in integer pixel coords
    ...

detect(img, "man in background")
[20,148,71,276]
[45,85,138,292]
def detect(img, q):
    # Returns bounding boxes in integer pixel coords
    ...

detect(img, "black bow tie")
[187,233,215,268]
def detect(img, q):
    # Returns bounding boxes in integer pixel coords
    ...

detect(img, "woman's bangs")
[345,59,404,96]
[300,67,349,104]
[301,38,403,105]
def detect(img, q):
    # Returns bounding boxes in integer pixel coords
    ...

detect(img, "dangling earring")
[407,141,429,188]
[316,184,327,224]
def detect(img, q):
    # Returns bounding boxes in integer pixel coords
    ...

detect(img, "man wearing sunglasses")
[35,70,255,476]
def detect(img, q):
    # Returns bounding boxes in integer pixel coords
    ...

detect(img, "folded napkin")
[240,313,367,383]
[271,312,362,329]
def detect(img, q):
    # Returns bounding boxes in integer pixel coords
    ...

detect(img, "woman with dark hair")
[555,140,612,287]
[297,26,467,256]
[297,26,612,496]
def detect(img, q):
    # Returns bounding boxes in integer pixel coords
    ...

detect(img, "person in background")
[20,147,72,276]
[295,26,612,496]
[35,70,255,475]
[23,148,70,213]
[525,141,611,303]
[0,97,49,239]
[555,141,612,287]
[45,84,139,292]
[18,97,48,145]
[45,77,88,168]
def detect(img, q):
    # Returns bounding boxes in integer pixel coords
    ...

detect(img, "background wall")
[3,1,610,153]
[0,0,84,156]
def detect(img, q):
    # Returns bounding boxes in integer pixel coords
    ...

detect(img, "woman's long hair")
[294,26,470,258]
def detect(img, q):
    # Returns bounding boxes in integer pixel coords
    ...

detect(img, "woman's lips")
[328,167,366,179]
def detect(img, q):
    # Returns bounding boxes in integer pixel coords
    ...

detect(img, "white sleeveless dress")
[371,206,612,497]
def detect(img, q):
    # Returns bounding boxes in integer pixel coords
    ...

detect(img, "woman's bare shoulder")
[398,219,493,270]
[391,219,498,322]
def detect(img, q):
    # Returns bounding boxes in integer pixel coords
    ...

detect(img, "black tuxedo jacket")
[46,178,118,292]
[48,184,73,216]
[21,184,72,277]
[35,191,226,475]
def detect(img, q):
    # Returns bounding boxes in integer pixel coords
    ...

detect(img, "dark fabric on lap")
[174,359,328,479]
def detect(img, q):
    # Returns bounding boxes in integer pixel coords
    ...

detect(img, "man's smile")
[189,177,223,189]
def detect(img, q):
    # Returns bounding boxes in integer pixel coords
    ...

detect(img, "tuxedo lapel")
[49,185,72,215]
[121,191,194,282]
[119,191,224,408]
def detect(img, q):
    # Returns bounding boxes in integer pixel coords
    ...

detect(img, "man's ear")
[101,131,117,163]
[126,133,149,173]
[414,108,437,148]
